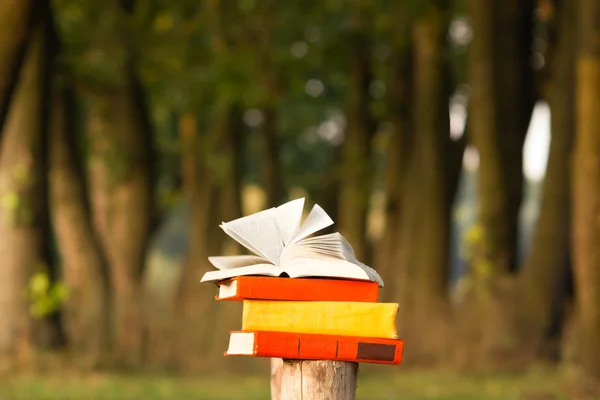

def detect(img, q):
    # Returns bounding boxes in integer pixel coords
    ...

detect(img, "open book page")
[282,235,342,260]
[200,263,281,283]
[208,255,271,270]
[286,204,334,248]
[221,208,284,265]
[273,198,305,246]
[282,257,384,287]
[220,224,265,258]
[203,198,384,286]
[281,232,384,287]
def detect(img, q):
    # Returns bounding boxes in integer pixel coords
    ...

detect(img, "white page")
[200,263,281,283]
[221,224,267,258]
[282,257,376,284]
[283,243,343,260]
[273,198,305,246]
[286,233,355,260]
[221,208,284,265]
[286,204,334,248]
[284,257,384,287]
[208,255,272,270]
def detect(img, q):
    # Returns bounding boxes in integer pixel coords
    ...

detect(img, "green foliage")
[25,264,69,319]
[51,0,472,201]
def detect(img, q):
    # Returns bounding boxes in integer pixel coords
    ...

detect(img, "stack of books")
[201,198,404,365]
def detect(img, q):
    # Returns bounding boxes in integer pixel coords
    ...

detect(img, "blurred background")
[0,0,599,399]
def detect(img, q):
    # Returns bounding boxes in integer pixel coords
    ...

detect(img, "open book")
[200,198,384,287]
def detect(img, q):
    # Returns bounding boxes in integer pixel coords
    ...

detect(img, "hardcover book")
[242,300,399,339]
[200,198,383,286]
[216,276,379,302]
[225,330,404,365]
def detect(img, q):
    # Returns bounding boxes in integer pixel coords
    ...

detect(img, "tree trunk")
[261,107,283,207]
[216,104,244,223]
[337,14,374,261]
[571,0,600,392]
[394,4,453,364]
[280,360,358,400]
[86,80,153,365]
[495,0,536,272]
[453,0,536,370]
[0,23,45,355]
[200,104,248,364]
[467,0,511,274]
[0,0,36,130]
[49,83,110,362]
[173,112,218,371]
[312,149,341,233]
[374,33,413,297]
[513,0,574,357]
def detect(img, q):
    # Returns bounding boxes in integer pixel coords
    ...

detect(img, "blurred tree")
[393,0,462,363]
[336,1,376,261]
[373,2,413,291]
[495,0,536,273]
[48,63,110,361]
[571,0,600,391]
[0,10,47,354]
[459,0,538,367]
[53,0,155,364]
[253,1,284,208]
[514,0,573,359]
[466,0,535,277]
[170,0,248,369]
[0,0,37,130]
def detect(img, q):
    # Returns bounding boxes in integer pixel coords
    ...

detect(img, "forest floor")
[0,365,566,400]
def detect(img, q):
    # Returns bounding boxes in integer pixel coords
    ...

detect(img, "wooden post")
[280,360,358,400]
[271,358,283,400]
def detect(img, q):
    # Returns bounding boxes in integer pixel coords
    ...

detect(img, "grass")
[0,366,567,400]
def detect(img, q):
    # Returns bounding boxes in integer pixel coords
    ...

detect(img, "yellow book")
[241,300,398,339]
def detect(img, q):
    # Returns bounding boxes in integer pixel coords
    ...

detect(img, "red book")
[224,330,404,365]
[215,276,379,302]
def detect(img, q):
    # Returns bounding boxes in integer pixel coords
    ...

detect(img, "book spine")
[244,332,403,365]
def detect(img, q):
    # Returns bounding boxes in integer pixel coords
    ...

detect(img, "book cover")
[216,276,379,302]
[225,330,404,365]
[242,300,398,339]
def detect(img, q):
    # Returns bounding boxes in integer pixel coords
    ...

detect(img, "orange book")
[224,330,404,365]
[215,276,379,302]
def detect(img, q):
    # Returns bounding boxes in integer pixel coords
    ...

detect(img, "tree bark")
[0,24,45,355]
[337,12,374,261]
[494,0,536,272]
[454,0,537,370]
[514,0,574,357]
[220,105,244,223]
[571,0,600,391]
[49,83,110,361]
[173,112,218,370]
[0,0,36,130]
[199,105,247,362]
[86,81,153,365]
[280,360,358,400]
[374,29,413,297]
[261,107,283,207]
[394,3,453,364]
[467,0,511,274]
